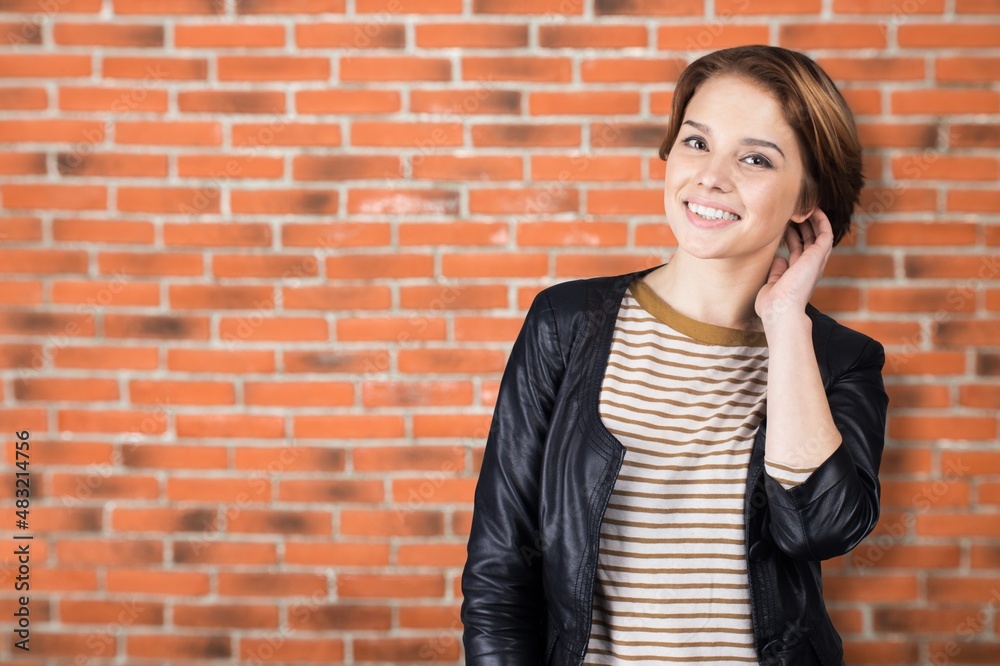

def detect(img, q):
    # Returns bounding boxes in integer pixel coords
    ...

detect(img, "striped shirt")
[583,276,817,664]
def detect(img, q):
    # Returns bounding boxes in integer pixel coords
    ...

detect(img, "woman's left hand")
[754,208,835,330]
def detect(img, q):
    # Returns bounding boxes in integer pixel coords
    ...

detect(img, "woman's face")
[663,74,814,264]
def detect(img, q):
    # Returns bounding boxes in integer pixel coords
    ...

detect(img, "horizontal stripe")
[586,285,766,664]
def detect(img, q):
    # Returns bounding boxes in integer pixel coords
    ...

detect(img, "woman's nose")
[697,153,734,190]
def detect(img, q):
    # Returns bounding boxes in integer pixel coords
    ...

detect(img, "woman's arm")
[762,320,890,561]
[461,289,564,664]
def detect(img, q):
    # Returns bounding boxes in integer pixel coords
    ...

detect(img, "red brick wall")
[1,0,998,663]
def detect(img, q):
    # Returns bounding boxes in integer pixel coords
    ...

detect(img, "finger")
[786,224,803,262]
[799,217,816,245]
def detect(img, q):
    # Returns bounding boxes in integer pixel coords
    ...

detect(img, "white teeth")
[687,201,740,221]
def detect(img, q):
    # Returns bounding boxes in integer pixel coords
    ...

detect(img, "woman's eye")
[682,136,706,150]
[681,136,773,169]
[744,154,773,169]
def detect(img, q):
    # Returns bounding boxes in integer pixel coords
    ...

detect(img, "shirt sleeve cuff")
[764,456,821,490]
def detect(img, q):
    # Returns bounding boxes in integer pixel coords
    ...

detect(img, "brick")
[337,317,448,341]
[127,634,230,660]
[168,285,274,310]
[472,123,581,147]
[398,284,507,310]
[347,188,459,214]
[230,189,338,214]
[416,23,527,47]
[587,188,661,214]
[337,573,445,599]
[411,155,521,180]
[285,541,390,566]
[340,509,444,537]
[167,477,271,503]
[175,24,285,47]
[463,56,572,82]
[112,507,218,533]
[116,121,221,145]
[0,151,45,173]
[231,122,341,147]
[123,444,228,470]
[0,87,46,110]
[54,345,159,371]
[118,185,212,218]
[281,222,391,248]
[233,446,345,472]
[0,55,91,78]
[866,221,977,246]
[657,24,768,50]
[398,222,508,246]
[2,184,106,211]
[283,285,393,310]
[441,252,548,277]
[296,90,400,114]
[56,539,163,566]
[823,574,919,601]
[177,91,285,114]
[60,599,164,624]
[113,0,221,14]
[530,92,640,116]
[245,381,354,407]
[293,414,405,439]
[582,58,686,83]
[900,25,1000,47]
[218,56,329,80]
[283,349,389,374]
[918,515,1000,537]
[239,638,345,661]
[595,0,702,14]
[293,155,403,180]
[351,121,461,147]
[779,23,886,49]
[103,56,207,80]
[362,381,473,407]
[819,57,924,81]
[176,414,284,438]
[341,56,449,81]
[543,24,647,48]
[356,0,457,11]
[278,479,384,502]
[54,23,163,46]
[397,543,467,567]
[398,349,506,374]
[58,153,168,178]
[175,604,277,628]
[354,636,460,662]
[167,349,275,374]
[163,222,272,247]
[454,316,523,342]
[297,22,405,48]
[173,541,277,565]
[288,603,392,631]
[226,509,332,535]
[59,86,168,112]
[327,252,434,278]
[105,568,208,592]
[892,90,1000,114]
[531,154,642,180]
[238,0,345,12]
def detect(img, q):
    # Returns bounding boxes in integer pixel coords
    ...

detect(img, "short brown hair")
[658,45,864,247]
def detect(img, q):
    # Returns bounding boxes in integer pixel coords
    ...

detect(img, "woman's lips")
[684,202,740,229]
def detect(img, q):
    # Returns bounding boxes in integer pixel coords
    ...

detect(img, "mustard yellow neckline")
[628,277,768,348]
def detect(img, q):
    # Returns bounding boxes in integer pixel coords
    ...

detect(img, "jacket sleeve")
[461,289,564,665]
[764,336,890,561]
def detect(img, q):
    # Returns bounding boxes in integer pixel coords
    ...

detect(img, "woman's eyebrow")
[682,119,785,159]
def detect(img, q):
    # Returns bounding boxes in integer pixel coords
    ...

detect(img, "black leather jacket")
[460,263,890,666]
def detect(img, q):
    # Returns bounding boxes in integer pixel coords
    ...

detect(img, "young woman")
[461,45,889,666]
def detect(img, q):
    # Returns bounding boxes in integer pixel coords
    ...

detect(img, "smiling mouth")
[684,200,742,222]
